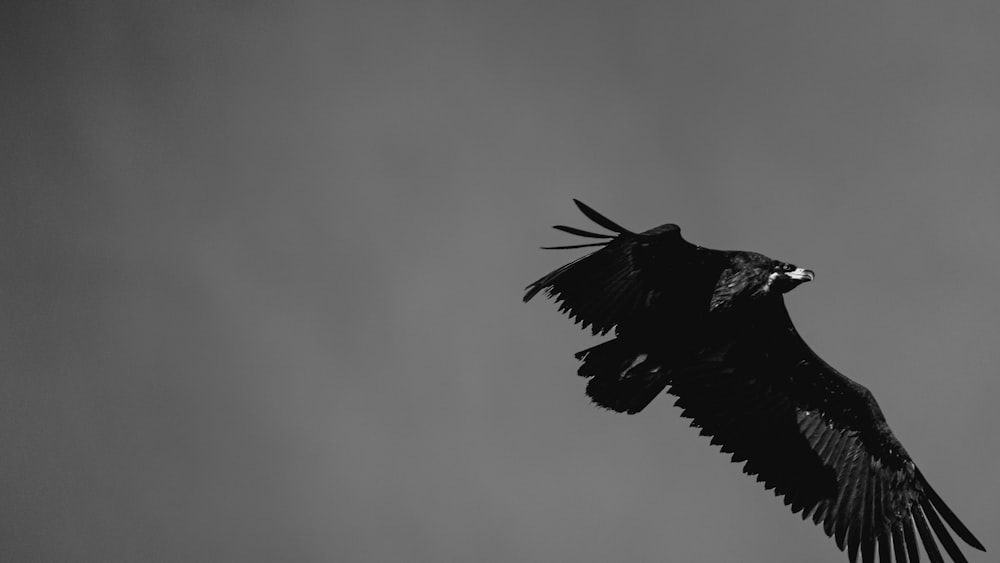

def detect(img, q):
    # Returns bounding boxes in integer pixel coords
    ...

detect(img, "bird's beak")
[785,268,815,283]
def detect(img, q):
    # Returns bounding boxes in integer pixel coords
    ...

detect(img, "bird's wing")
[672,298,985,563]
[523,199,726,336]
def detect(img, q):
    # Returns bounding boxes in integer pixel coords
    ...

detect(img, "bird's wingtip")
[571,199,631,234]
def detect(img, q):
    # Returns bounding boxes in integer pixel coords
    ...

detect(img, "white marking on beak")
[785,268,815,282]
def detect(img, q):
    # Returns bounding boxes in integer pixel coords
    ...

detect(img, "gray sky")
[2,3,998,562]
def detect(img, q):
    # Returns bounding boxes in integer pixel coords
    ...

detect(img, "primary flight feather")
[524,200,985,563]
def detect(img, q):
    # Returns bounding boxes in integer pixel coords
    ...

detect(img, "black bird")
[524,200,985,563]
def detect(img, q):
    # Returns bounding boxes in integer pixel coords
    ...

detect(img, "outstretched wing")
[672,299,985,563]
[523,199,726,336]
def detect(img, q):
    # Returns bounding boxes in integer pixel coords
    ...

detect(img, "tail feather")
[576,339,669,414]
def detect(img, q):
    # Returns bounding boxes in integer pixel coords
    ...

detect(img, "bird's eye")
[782,264,796,272]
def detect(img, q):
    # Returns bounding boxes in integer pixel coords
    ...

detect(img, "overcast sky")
[2,3,998,562]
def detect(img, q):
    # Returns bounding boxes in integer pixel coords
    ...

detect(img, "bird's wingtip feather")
[572,199,631,234]
[917,469,986,551]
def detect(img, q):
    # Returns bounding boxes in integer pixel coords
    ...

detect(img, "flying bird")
[524,200,985,563]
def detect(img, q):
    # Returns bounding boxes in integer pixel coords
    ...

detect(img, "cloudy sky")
[2,3,998,562]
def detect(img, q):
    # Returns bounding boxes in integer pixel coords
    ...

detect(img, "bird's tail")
[575,339,670,414]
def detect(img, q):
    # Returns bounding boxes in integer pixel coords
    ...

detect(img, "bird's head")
[762,260,815,294]
[712,252,815,310]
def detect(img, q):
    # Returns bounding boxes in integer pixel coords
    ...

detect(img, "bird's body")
[524,200,984,563]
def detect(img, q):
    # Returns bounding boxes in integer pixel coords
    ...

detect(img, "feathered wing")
[523,199,726,336]
[671,299,985,563]
[524,200,728,413]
